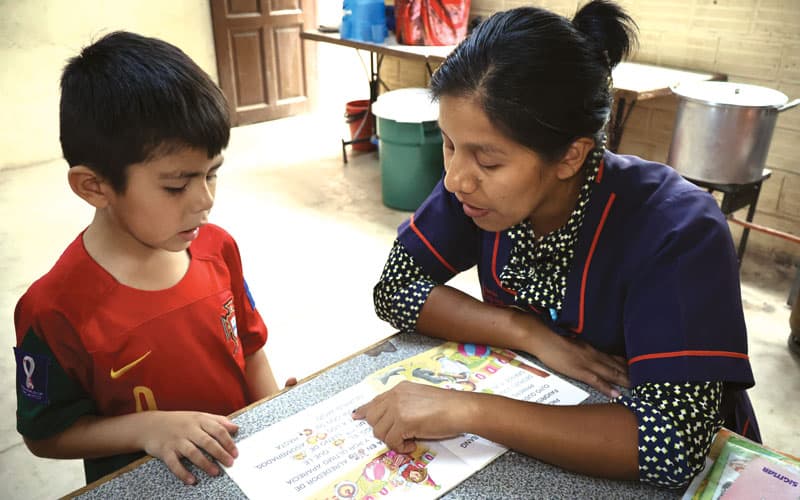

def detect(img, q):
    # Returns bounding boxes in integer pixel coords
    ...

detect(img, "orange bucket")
[345,99,376,151]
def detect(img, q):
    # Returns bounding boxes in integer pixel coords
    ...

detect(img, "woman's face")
[439,94,571,233]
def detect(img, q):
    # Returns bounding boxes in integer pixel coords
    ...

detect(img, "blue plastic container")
[341,1,353,39]
[342,0,387,43]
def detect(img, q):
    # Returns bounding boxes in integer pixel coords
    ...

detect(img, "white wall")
[0,0,218,170]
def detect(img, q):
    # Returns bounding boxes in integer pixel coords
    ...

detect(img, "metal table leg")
[608,96,636,153]
[341,50,386,164]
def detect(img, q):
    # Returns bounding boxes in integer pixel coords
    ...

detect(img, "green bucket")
[372,88,443,211]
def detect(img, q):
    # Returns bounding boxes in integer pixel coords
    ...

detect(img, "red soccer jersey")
[15,223,268,426]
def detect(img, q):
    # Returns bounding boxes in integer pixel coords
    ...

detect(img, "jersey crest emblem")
[220,297,240,354]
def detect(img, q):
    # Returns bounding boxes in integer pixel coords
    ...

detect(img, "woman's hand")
[352,382,470,453]
[534,332,630,398]
[138,411,239,485]
[414,286,629,398]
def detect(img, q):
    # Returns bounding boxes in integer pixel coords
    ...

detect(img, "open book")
[224,342,589,499]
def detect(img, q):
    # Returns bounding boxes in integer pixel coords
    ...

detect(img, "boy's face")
[105,147,222,253]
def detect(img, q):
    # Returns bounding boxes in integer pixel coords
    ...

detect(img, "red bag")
[395,0,471,46]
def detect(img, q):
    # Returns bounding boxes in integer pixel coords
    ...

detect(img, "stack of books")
[683,429,799,499]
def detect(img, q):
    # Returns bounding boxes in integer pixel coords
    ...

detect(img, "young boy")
[13,31,282,487]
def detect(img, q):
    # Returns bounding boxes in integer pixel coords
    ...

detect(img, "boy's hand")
[139,411,239,485]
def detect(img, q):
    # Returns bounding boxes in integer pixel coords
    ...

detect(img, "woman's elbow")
[24,436,57,458]
[372,282,395,324]
[640,451,706,489]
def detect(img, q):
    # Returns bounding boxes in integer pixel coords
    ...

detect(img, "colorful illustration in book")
[223,341,590,500]
[367,343,549,394]
[313,445,440,499]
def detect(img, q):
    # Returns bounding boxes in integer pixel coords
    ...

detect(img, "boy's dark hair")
[60,31,230,192]
[431,0,637,162]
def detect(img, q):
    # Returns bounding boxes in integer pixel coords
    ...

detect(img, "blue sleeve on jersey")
[243,279,257,311]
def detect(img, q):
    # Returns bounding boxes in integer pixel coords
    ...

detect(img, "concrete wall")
[384,0,800,261]
[0,0,218,170]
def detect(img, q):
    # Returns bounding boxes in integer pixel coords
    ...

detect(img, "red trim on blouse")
[409,214,457,274]
[595,158,605,184]
[628,349,749,366]
[571,192,616,334]
[491,232,517,296]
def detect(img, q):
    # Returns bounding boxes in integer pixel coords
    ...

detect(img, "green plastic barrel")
[372,88,443,211]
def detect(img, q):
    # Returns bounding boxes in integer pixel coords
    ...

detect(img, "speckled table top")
[73,332,679,499]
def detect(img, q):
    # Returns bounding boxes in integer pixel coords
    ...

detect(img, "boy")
[13,31,282,486]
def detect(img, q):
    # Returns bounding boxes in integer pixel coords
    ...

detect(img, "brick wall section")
[380,54,430,90]
[382,0,800,263]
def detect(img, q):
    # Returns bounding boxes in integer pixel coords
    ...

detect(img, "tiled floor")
[2,111,798,499]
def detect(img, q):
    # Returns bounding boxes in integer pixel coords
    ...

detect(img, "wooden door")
[210,0,316,126]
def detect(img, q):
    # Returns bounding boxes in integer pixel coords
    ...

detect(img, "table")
[301,30,726,159]
[66,332,677,499]
[301,30,453,103]
[302,31,454,163]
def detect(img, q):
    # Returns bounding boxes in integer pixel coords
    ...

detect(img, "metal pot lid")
[671,81,788,108]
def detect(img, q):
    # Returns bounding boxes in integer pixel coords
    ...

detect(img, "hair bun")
[572,0,638,68]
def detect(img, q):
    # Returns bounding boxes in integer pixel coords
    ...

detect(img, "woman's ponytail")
[572,0,638,68]
[431,1,639,159]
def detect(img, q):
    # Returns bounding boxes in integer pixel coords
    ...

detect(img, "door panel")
[270,0,299,10]
[229,0,258,14]
[274,25,304,101]
[231,30,268,107]
[210,0,316,125]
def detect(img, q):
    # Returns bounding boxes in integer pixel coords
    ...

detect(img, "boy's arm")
[244,348,280,401]
[23,410,239,485]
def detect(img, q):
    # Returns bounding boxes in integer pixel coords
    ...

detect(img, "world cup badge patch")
[14,347,50,404]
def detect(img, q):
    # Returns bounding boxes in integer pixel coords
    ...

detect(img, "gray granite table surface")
[74,332,680,499]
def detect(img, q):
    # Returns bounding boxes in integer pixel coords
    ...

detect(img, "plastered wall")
[383,0,800,262]
[0,0,218,170]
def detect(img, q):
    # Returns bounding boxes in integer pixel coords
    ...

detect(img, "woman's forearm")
[416,285,553,356]
[463,393,640,480]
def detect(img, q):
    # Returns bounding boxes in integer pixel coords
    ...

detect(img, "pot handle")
[778,98,800,112]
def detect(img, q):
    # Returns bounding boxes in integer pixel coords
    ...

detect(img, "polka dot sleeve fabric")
[613,381,723,488]
[373,239,438,332]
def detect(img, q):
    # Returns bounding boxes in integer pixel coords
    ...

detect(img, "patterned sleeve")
[373,239,439,332]
[613,381,724,488]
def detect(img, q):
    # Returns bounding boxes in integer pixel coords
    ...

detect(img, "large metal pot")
[667,81,799,184]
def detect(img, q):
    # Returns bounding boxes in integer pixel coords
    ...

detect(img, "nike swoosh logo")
[110,351,152,379]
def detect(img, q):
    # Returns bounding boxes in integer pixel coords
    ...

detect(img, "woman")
[353,0,760,488]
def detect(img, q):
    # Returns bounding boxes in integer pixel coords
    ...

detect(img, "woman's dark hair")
[59,31,230,192]
[431,0,637,162]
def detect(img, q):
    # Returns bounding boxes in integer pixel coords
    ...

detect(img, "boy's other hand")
[139,411,239,485]
[284,377,298,388]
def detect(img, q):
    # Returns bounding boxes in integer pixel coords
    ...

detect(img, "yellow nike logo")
[110,351,152,379]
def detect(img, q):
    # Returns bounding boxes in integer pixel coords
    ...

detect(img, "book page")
[721,456,799,499]
[224,342,589,499]
[696,435,800,500]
